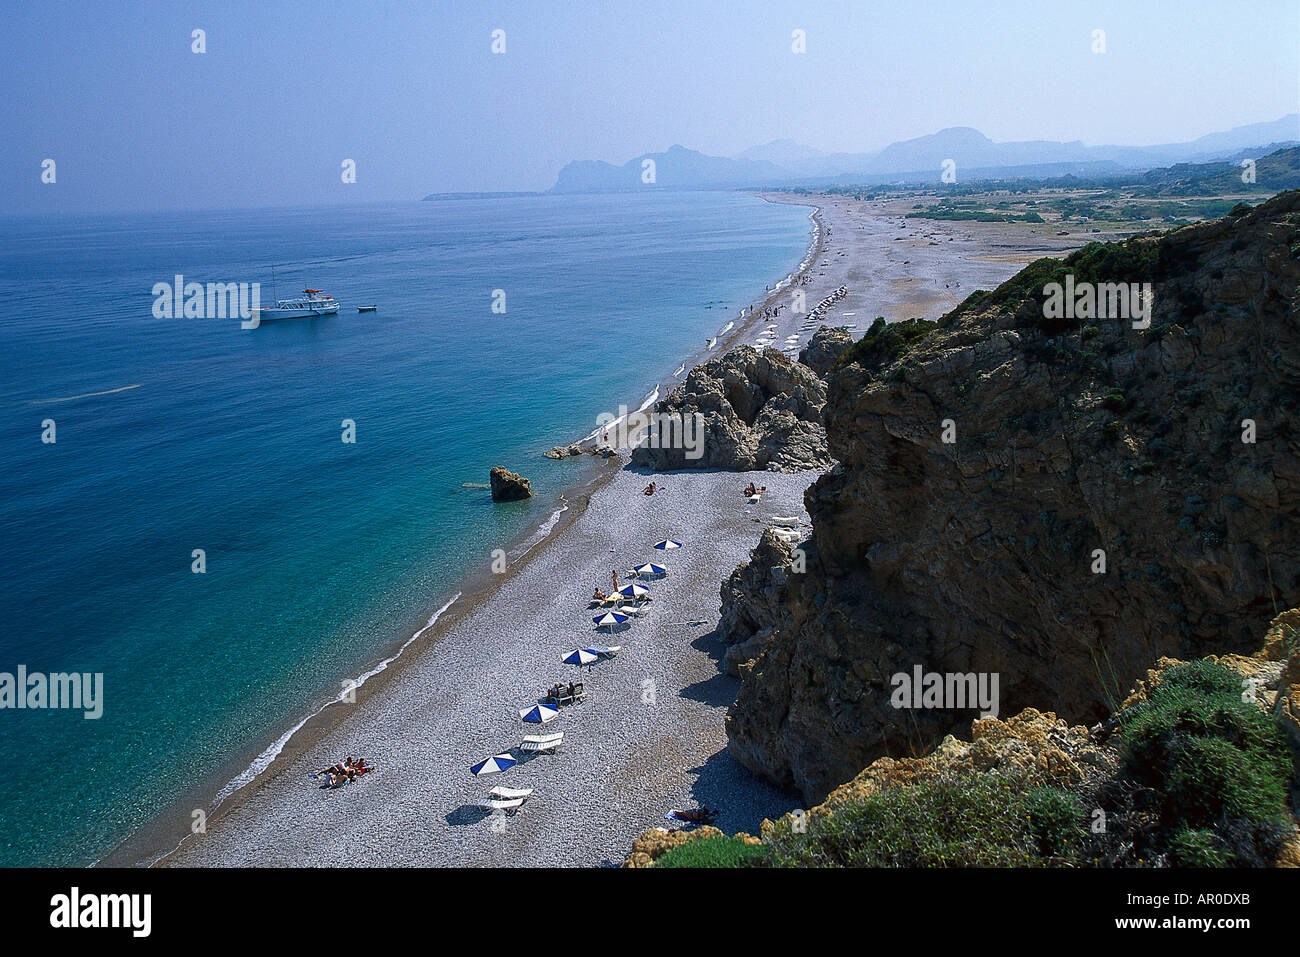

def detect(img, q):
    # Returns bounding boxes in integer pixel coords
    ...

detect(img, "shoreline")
[106,186,1074,868]
[101,194,822,868]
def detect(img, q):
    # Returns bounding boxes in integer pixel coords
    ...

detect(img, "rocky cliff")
[628,608,1300,867]
[631,346,831,472]
[797,325,854,376]
[725,191,1300,804]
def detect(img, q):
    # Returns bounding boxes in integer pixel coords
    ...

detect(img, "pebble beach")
[161,468,815,867]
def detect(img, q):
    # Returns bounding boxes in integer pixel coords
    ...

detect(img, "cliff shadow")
[685,747,802,837]
[679,625,740,708]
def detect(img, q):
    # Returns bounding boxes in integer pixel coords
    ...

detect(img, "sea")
[0,190,812,866]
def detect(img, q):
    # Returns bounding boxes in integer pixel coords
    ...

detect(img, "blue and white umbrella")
[563,648,599,666]
[470,753,516,776]
[519,703,560,724]
[633,562,668,577]
[617,582,650,600]
[592,611,629,631]
[653,539,682,550]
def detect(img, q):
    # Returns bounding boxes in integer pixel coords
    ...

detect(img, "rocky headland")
[722,191,1300,805]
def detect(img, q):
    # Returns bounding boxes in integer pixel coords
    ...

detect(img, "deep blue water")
[0,191,811,866]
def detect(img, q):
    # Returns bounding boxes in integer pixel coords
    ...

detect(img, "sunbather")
[593,587,607,601]
[643,482,657,495]
[743,482,756,497]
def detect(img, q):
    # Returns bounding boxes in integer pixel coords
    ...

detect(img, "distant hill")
[1133,146,1300,195]
[550,145,786,193]
[540,115,1300,193]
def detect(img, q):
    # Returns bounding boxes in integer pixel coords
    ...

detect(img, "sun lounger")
[542,683,588,707]
[587,645,620,658]
[748,494,762,503]
[489,786,533,801]
[770,516,801,527]
[480,797,528,812]
[520,732,564,752]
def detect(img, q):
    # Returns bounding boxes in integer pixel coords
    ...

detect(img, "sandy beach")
[132,192,1086,868]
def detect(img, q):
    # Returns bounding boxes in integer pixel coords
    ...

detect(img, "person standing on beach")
[612,569,620,592]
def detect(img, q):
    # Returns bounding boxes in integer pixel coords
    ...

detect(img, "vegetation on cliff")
[630,613,1300,868]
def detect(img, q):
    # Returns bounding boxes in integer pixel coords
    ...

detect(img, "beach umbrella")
[593,611,629,631]
[563,648,599,666]
[653,539,682,550]
[519,703,560,724]
[617,582,650,600]
[633,562,667,577]
[470,753,516,776]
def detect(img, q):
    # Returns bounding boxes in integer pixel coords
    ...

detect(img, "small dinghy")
[358,305,378,313]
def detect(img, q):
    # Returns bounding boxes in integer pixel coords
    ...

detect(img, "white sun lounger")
[520,732,564,753]
[489,786,533,801]
[480,797,527,812]
[770,516,801,527]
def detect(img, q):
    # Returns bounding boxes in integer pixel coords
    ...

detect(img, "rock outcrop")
[543,443,583,459]
[718,528,799,678]
[726,192,1300,804]
[630,346,831,472]
[488,466,533,501]
[798,325,854,376]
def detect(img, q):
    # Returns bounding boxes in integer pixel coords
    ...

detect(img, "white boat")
[259,288,339,319]
[256,265,339,319]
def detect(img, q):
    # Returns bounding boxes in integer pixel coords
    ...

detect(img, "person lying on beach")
[593,587,607,601]
[743,482,757,497]
[643,482,657,495]
[311,756,373,787]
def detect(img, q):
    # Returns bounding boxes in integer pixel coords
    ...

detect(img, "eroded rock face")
[718,528,796,678]
[630,346,831,472]
[726,192,1300,804]
[489,466,533,501]
[798,325,854,376]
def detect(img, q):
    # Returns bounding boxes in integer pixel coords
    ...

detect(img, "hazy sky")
[3,0,1298,213]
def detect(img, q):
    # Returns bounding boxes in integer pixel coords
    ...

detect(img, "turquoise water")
[0,191,811,866]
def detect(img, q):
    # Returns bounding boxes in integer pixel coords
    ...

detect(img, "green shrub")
[763,775,1086,867]
[1168,828,1232,867]
[1149,658,1241,701]
[1024,787,1088,857]
[837,317,938,374]
[1118,661,1294,864]
[653,835,769,869]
